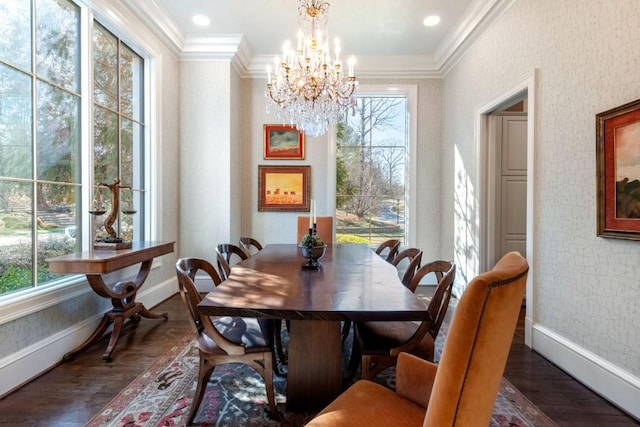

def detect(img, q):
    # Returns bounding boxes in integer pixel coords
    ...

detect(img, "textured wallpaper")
[443,0,640,376]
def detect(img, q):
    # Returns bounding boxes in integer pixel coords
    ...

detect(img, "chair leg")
[188,357,215,425]
[273,320,287,377]
[273,320,287,362]
[262,352,280,420]
[250,355,280,421]
[345,329,361,381]
[341,320,352,343]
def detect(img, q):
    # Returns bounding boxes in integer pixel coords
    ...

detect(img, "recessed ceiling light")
[192,14,210,27]
[423,15,441,27]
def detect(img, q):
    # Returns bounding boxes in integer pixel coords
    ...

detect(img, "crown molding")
[118,0,512,78]
[246,55,442,80]
[119,0,185,56]
[436,0,517,75]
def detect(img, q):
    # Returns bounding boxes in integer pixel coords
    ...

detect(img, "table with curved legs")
[47,241,174,361]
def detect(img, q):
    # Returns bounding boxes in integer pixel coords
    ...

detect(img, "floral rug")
[86,324,557,427]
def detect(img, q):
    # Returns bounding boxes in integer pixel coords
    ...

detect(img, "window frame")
[331,84,417,247]
[0,0,160,323]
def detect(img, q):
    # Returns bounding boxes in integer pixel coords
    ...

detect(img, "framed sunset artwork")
[258,165,310,212]
[596,98,640,240]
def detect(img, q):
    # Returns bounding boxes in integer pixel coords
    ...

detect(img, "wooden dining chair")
[224,240,287,375]
[239,237,263,256]
[392,247,423,289]
[175,257,279,424]
[341,247,423,347]
[215,243,248,280]
[296,216,333,244]
[374,239,400,263]
[354,260,456,380]
[307,252,529,427]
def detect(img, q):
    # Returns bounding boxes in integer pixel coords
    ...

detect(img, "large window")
[336,94,408,245]
[92,23,145,243]
[0,0,146,299]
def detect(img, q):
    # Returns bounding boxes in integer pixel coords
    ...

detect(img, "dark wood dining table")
[197,243,428,411]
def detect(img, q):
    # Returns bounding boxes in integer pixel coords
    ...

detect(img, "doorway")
[488,106,527,269]
[477,70,536,347]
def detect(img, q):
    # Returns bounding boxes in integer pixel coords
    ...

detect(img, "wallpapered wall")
[240,78,445,263]
[442,0,640,379]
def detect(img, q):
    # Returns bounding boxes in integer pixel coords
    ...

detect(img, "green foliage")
[0,212,31,230]
[299,234,325,247]
[0,236,75,295]
[336,234,370,244]
[0,265,33,294]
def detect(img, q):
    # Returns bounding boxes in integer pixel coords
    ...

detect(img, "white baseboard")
[0,277,178,398]
[532,324,640,421]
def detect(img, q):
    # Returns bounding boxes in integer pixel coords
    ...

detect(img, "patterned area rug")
[87,324,557,427]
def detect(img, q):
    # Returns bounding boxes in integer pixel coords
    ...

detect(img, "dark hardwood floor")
[0,293,637,426]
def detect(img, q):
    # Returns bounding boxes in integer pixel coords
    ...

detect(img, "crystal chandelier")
[266,0,358,137]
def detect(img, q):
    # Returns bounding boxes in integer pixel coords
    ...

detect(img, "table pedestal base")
[286,320,342,411]
[63,302,167,362]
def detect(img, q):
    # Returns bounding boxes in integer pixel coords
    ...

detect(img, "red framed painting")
[596,98,640,240]
[258,165,310,212]
[263,124,305,160]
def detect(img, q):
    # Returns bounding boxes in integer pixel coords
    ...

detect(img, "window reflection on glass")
[36,0,80,92]
[0,0,32,70]
[0,64,33,180]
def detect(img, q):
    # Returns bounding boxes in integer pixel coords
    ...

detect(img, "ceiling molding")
[436,0,517,75]
[119,0,185,56]
[118,0,512,79]
[246,55,442,80]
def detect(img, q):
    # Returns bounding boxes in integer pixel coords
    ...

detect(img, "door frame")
[476,69,537,347]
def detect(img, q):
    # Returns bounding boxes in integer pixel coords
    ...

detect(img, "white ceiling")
[121,0,513,76]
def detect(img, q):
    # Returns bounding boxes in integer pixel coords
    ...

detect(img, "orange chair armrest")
[396,352,437,408]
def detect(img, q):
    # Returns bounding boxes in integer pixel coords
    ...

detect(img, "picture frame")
[596,98,640,240]
[258,165,310,212]
[263,124,305,160]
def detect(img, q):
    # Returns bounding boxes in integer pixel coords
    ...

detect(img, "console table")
[47,241,175,361]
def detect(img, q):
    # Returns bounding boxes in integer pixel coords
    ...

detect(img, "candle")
[309,199,313,228]
[348,56,356,77]
[313,200,317,225]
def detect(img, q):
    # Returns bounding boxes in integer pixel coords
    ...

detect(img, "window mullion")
[30,0,38,286]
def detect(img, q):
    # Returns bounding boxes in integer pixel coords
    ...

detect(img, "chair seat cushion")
[213,316,272,347]
[306,380,425,427]
[358,320,434,360]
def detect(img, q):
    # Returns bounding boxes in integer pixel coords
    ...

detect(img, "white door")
[494,113,527,263]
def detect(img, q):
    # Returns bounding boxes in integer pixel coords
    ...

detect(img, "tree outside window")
[0,1,146,298]
[336,95,407,245]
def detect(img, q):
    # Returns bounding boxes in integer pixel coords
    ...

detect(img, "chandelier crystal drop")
[265,0,358,137]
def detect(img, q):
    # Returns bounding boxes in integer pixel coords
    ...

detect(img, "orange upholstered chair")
[306,251,529,427]
[296,216,333,244]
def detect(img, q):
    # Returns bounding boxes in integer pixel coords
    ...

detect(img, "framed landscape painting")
[258,165,310,212]
[263,124,305,160]
[596,98,640,240]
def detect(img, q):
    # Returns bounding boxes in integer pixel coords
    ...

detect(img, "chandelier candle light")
[266,0,358,137]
